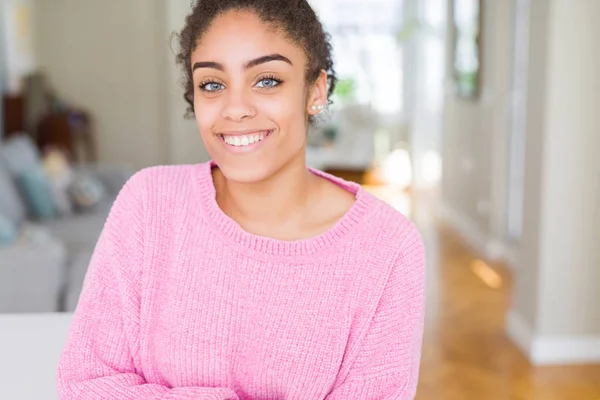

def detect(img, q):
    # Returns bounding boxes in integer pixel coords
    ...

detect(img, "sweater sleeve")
[56,172,238,400]
[325,223,426,400]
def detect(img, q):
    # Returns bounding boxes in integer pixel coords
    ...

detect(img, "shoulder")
[357,190,425,275]
[106,163,209,223]
[125,163,205,191]
[360,190,423,251]
[377,198,425,281]
[360,194,426,301]
[310,168,421,249]
[116,163,209,202]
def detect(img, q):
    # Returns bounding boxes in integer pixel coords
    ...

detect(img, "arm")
[56,171,238,400]
[326,224,426,400]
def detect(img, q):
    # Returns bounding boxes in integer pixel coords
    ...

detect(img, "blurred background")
[0,0,599,398]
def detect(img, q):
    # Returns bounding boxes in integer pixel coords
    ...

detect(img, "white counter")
[0,313,72,400]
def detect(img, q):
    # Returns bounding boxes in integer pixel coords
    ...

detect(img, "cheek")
[194,97,220,137]
[257,91,307,133]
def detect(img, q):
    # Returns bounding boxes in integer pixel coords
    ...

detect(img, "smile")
[218,130,273,148]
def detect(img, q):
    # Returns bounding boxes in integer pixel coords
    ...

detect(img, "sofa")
[0,135,133,313]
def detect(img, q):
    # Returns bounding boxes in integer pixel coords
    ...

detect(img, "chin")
[217,160,276,184]
[212,154,278,183]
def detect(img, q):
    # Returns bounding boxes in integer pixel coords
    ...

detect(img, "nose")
[221,88,256,122]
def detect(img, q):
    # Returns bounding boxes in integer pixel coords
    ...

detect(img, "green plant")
[334,78,356,101]
[396,19,423,43]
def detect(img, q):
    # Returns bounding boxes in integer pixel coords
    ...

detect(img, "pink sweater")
[56,162,425,400]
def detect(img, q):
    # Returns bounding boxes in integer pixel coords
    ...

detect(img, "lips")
[218,130,273,148]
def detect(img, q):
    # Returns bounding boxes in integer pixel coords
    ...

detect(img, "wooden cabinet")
[2,95,25,135]
[37,111,96,163]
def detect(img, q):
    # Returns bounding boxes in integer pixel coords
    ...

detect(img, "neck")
[214,154,316,228]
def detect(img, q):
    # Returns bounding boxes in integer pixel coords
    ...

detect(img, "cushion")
[42,148,74,216]
[48,175,74,216]
[0,134,40,176]
[0,164,26,226]
[16,166,58,220]
[69,173,106,212]
[0,214,17,245]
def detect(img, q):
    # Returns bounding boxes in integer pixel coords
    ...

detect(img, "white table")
[0,313,72,399]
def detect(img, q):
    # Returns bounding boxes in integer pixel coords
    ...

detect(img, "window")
[311,0,405,116]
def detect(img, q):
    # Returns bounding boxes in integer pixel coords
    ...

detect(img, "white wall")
[1,0,35,94]
[536,0,600,337]
[441,0,512,259]
[509,0,600,365]
[34,0,169,169]
[165,2,210,165]
[507,1,600,365]
[510,0,550,338]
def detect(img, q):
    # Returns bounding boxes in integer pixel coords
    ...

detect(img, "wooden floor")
[360,184,600,400]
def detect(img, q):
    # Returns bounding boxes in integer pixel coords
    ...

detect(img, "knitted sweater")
[56,161,426,400]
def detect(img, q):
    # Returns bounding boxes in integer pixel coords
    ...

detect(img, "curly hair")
[175,0,337,120]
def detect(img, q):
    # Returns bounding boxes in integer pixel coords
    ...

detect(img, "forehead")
[191,10,306,68]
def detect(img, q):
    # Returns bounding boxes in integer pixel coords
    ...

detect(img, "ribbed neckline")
[194,160,376,257]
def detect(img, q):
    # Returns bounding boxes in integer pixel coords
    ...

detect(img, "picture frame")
[452,0,483,99]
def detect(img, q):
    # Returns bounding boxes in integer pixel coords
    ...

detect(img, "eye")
[200,81,225,92]
[255,77,282,89]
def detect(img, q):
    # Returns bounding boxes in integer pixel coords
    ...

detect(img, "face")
[191,10,327,183]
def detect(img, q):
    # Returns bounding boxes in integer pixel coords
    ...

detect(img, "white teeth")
[222,131,269,147]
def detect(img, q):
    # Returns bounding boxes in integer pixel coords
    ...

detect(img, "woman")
[56,0,426,399]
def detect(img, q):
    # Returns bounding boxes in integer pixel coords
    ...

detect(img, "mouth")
[217,130,273,148]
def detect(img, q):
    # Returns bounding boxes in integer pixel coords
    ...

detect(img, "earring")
[311,104,325,112]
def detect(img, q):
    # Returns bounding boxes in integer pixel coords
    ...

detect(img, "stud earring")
[311,104,325,112]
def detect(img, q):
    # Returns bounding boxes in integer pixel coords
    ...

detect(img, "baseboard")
[532,335,600,365]
[438,201,511,264]
[507,310,600,365]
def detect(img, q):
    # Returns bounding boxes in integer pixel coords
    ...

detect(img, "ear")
[306,70,328,116]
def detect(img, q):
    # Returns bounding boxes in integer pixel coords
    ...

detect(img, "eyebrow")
[192,53,292,72]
